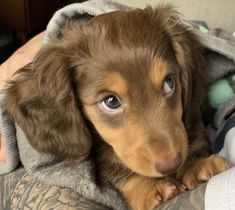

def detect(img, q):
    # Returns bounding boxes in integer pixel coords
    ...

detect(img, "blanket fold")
[1,0,235,209]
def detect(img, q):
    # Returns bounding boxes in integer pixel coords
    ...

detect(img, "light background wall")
[116,0,235,32]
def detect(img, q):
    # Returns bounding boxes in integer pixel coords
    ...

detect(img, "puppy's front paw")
[150,179,184,208]
[121,177,184,210]
[182,155,230,190]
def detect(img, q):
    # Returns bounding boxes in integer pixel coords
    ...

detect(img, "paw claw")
[155,194,162,201]
[198,171,211,181]
[180,184,187,190]
[169,184,177,190]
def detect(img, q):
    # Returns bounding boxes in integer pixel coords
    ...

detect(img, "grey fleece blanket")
[1,0,235,209]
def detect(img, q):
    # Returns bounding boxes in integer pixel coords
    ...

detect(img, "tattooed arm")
[1,167,206,210]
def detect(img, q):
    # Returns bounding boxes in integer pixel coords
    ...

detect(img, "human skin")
[0,32,44,161]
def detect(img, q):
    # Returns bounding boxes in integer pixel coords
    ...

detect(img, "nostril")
[155,153,183,175]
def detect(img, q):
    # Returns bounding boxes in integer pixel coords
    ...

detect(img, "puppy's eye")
[163,76,175,95]
[100,95,122,113]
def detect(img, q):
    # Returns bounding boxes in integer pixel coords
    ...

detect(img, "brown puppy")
[3,5,229,210]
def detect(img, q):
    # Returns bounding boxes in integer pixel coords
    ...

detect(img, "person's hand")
[0,32,44,161]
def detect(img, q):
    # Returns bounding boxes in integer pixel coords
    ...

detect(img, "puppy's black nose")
[155,153,183,175]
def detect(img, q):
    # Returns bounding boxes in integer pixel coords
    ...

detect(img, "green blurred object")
[209,76,235,109]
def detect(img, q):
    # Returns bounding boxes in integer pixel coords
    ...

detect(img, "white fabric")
[219,127,235,166]
[205,167,235,210]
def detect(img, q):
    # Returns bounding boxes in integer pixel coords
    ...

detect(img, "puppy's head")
[4,5,205,177]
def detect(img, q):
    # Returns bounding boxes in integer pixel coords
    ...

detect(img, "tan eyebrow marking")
[150,58,169,86]
[103,72,128,96]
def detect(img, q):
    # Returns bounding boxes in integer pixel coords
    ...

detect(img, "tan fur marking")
[150,59,169,87]
[102,72,128,96]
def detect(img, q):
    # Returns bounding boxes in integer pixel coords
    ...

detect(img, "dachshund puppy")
[3,5,229,210]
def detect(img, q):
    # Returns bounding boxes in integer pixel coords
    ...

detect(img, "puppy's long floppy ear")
[163,6,206,129]
[173,32,206,125]
[169,18,210,154]
[4,43,92,160]
[152,5,206,124]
